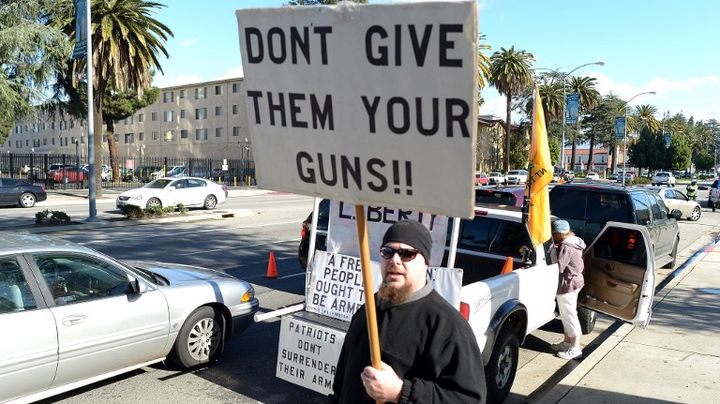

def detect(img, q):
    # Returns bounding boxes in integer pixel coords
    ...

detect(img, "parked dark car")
[475,187,525,208]
[0,178,47,208]
[550,183,681,269]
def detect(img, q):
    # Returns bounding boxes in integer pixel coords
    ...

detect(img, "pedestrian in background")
[330,220,486,403]
[551,219,586,360]
[686,180,698,200]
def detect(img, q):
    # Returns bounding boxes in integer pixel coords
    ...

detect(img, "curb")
[0,208,254,234]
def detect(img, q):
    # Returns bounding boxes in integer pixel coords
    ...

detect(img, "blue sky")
[151,0,720,122]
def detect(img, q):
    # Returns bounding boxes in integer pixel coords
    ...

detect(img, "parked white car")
[505,169,528,185]
[116,177,227,210]
[651,171,676,186]
[585,171,600,181]
[657,187,701,221]
[487,171,506,185]
[0,234,259,403]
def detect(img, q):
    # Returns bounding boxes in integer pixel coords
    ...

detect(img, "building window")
[124,116,133,125]
[179,89,185,99]
[180,109,187,119]
[215,127,223,137]
[195,108,207,120]
[70,120,75,128]
[195,128,208,141]
[164,131,175,142]
[232,105,239,115]
[180,129,188,139]
[232,127,241,136]
[26,139,29,146]
[124,133,134,144]
[138,113,144,122]
[215,106,223,116]
[51,122,55,130]
[164,110,175,122]
[51,138,55,145]
[215,85,222,95]
[232,83,241,93]
[152,131,159,141]
[163,91,174,103]
[43,138,47,145]
[194,87,207,99]
[138,132,144,141]
[151,112,158,121]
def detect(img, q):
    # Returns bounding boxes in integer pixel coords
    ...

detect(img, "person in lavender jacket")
[551,219,586,360]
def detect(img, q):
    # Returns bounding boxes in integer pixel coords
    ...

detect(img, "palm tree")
[630,104,661,133]
[477,34,491,91]
[567,76,600,171]
[489,47,534,172]
[53,0,172,196]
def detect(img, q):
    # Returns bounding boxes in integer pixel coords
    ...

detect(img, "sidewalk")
[539,237,720,404]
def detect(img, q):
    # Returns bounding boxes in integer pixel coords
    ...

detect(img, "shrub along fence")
[0,153,255,190]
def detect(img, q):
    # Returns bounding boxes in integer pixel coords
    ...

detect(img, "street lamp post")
[560,61,605,172]
[622,91,656,186]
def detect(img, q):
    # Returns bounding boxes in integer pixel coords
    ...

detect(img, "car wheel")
[19,192,36,208]
[662,238,679,269]
[485,327,519,404]
[203,195,217,210]
[146,197,162,209]
[578,307,596,335]
[690,206,701,221]
[169,306,224,369]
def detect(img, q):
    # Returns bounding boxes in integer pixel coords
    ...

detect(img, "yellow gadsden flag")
[528,85,553,247]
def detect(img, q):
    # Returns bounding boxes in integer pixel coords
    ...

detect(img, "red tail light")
[301,221,308,239]
[627,231,637,250]
[459,302,470,321]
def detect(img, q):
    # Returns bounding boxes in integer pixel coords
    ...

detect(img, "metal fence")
[0,153,255,189]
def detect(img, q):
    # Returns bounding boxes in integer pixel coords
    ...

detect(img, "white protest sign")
[306,251,462,321]
[276,316,346,395]
[326,200,448,267]
[236,1,478,218]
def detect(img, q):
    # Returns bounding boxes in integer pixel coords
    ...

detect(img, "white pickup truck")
[267,204,656,403]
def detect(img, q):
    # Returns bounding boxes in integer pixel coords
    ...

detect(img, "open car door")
[579,221,655,327]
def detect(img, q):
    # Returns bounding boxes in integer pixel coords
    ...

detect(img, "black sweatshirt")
[330,284,486,403]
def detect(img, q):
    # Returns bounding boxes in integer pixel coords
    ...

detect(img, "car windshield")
[144,179,172,189]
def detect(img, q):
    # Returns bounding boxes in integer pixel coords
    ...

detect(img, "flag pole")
[354,204,382,404]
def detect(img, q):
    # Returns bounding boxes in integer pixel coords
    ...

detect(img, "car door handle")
[62,314,87,326]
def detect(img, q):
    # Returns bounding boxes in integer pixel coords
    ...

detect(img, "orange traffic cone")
[500,256,514,275]
[266,251,278,278]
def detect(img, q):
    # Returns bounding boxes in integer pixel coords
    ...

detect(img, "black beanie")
[382,220,432,264]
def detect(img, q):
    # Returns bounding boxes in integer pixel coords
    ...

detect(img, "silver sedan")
[0,234,259,403]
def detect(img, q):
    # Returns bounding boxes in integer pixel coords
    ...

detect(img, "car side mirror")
[670,209,682,220]
[129,276,148,294]
[519,245,533,266]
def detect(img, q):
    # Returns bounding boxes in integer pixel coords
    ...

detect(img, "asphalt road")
[1,189,718,404]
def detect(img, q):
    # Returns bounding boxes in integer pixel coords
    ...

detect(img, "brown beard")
[378,281,413,305]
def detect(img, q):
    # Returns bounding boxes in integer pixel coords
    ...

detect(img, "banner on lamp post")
[565,93,580,124]
[615,117,626,140]
[71,0,87,60]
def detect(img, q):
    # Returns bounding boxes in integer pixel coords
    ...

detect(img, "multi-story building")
[3,80,508,173]
[1,78,251,162]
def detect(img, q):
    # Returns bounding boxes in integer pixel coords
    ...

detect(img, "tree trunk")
[504,91,512,173]
[93,107,103,198]
[587,135,595,175]
[105,117,119,181]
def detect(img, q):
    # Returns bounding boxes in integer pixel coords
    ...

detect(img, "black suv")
[550,183,681,269]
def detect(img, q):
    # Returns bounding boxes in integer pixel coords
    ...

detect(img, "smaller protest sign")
[276,316,346,395]
[305,251,462,321]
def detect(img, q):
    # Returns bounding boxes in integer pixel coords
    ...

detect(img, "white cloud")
[218,66,244,80]
[153,73,203,88]
[179,39,197,48]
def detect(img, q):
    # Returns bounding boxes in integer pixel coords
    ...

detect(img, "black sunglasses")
[379,246,420,261]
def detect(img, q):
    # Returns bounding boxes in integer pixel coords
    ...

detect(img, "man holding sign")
[331,221,485,403]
